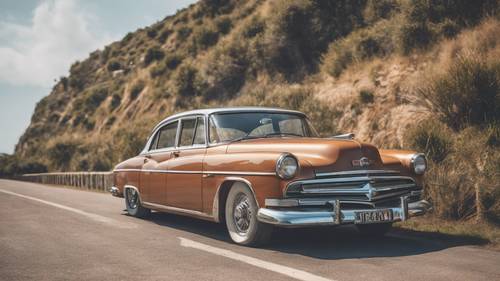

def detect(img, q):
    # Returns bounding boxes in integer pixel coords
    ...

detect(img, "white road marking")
[179,237,336,281]
[0,189,136,229]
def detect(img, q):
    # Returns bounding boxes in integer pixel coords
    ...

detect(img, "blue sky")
[0,0,197,154]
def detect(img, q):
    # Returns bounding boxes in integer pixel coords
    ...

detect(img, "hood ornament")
[352,157,372,168]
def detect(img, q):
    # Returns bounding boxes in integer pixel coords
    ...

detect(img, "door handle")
[172,151,180,157]
[144,154,151,163]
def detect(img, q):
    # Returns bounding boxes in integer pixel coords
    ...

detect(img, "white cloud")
[0,0,111,87]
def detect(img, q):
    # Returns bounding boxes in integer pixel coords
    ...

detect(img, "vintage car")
[110,107,431,245]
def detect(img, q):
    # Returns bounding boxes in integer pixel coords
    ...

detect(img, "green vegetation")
[416,53,500,130]
[129,80,145,100]
[144,46,165,66]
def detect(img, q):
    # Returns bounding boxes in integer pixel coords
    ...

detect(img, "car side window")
[193,117,205,145]
[179,118,197,147]
[156,121,178,149]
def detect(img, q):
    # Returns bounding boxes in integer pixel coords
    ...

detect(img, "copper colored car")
[110,107,431,246]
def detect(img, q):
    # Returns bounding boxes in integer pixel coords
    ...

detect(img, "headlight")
[411,153,427,174]
[276,153,298,179]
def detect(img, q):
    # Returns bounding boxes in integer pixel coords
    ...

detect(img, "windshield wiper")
[226,134,262,144]
[227,132,303,144]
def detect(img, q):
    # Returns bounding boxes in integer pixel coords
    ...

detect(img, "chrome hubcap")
[126,188,138,209]
[233,193,252,234]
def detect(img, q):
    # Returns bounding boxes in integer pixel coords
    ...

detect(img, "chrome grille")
[285,170,418,203]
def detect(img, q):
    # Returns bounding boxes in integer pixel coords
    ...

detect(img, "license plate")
[355,209,393,224]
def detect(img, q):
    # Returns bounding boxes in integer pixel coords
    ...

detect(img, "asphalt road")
[1,179,499,281]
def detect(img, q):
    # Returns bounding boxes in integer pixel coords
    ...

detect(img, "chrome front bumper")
[257,197,431,227]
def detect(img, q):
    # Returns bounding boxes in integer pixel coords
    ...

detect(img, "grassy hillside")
[2,0,499,225]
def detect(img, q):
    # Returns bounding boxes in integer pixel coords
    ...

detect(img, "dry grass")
[396,216,500,250]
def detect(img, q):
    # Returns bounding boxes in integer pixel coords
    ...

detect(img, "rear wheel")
[125,188,150,218]
[356,223,392,237]
[225,183,273,246]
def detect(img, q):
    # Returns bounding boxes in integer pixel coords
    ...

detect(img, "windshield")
[209,112,318,144]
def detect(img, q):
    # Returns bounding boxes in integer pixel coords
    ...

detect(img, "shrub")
[363,0,398,23]
[48,142,78,169]
[416,53,500,130]
[0,154,47,177]
[322,20,396,77]
[359,89,374,103]
[92,159,111,171]
[398,22,434,54]
[150,61,168,78]
[404,119,452,163]
[202,40,249,100]
[130,80,145,100]
[158,29,172,44]
[193,26,219,50]
[109,94,121,111]
[144,46,165,66]
[107,60,122,72]
[176,26,192,41]
[173,64,202,98]
[243,16,265,38]
[215,16,233,34]
[146,28,157,38]
[165,54,183,70]
[84,86,108,111]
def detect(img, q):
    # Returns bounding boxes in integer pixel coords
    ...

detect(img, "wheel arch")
[124,184,143,203]
[214,177,258,223]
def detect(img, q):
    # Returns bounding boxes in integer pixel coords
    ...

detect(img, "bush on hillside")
[84,86,108,112]
[405,119,452,163]
[0,154,47,177]
[322,20,397,77]
[48,142,78,170]
[106,60,122,72]
[260,0,366,79]
[193,26,219,50]
[363,0,398,23]
[215,16,233,34]
[144,46,165,66]
[130,80,145,100]
[173,64,203,98]
[176,26,192,41]
[359,89,374,103]
[416,53,500,130]
[242,16,265,38]
[158,29,172,44]
[202,40,249,100]
[109,94,121,111]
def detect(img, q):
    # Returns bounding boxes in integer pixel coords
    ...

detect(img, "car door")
[140,120,178,204]
[166,116,206,211]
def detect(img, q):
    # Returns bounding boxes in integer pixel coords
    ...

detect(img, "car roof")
[154,107,306,129]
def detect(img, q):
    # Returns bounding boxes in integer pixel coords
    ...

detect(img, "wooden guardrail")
[21,172,113,192]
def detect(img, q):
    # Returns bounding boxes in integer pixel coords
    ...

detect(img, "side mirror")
[330,133,355,140]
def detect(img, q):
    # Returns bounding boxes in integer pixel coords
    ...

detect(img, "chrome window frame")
[140,114,208,155]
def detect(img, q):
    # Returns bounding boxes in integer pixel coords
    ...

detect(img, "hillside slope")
[9,0,500,222]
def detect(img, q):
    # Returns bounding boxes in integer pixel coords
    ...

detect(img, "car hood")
[226,137,384,173]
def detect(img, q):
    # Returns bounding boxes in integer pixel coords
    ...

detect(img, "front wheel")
[225,183,273,246]
[356,223,392,237]
[125,188,150,218]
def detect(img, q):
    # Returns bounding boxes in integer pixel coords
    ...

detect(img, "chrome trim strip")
[206,171,275,176]
[114,168,275,176]
[292,175,415,186]
[315,169,401,178]
[142,202,215,221]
